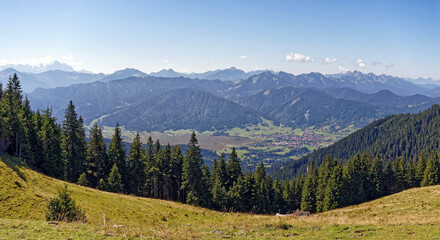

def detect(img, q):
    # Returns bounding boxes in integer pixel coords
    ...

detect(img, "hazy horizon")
[1,0,439,79]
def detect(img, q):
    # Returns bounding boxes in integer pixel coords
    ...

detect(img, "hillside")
[99,88,262,132]
[27,71,440,134]
[2,154,440,239]
[241,86,378,129]
[272,104,440,179]
[28,76,231,124]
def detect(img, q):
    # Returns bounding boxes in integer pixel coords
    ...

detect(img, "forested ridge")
[3,74,440,214]
[273,105,440,180]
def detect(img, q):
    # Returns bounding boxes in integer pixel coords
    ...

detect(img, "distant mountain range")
[0,66,269,92]
[0,61,75,73]
[4,64,439,96]
[27,70,440,133]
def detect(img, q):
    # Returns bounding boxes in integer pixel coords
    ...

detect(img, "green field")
[2,153,440,239]
[97,120,357,158]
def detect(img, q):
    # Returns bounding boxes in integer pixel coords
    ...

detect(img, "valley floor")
[1,154,440,239]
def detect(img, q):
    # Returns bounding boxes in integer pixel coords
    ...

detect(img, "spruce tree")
[85,124,109,187]
[421,153,440,186]
[316,155,334,212]
[127,132,146,195]
[371,153,384,198]
[181,132,204,205]
[322,163,342,211]
[4,74,27,157]
[144,136,154,197]
[201,165,213,208]
[107,163,122,193]
[415,152,427,186]
[39,108,64,178]
[227,147,241,188]
[97,178,107,191]
[77,172,89,186]
[170,145,183,201]
[254,162,269,213]
[161,144,173,200]
[21,97,37,165]
[300,162,318,212]
[62,101,86,182]
[31,110,45,169]
[212,156,229,210]
[108,123,127,192]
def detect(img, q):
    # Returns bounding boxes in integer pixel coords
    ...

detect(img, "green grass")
[2,153,440,239]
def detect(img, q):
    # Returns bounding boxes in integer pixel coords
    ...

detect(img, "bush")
[45,185,86,222]
[77,172,89,186]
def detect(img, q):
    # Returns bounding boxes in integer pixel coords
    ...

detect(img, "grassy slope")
[1,154,440,239]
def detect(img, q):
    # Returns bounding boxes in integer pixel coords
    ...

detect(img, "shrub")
[77,172,89,186]
[45,185,86,222]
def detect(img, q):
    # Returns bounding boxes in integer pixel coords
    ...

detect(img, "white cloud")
[163,59,169,63]
[0,54,83,70]
[239,56,247,59]
[285,52,314,62]
[385,62,395,69]
[371,61,382,66]
[338,65,351,73]
[354,59,366,68]
[320,58,338,64]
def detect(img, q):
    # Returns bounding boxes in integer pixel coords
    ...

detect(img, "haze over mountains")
[0,65,268,92]
[2,63,439,95]
[21,65,440,134]
[3,62,440,134]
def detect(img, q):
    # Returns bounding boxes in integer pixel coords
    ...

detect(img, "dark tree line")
[274,104,440,180]
[3,74,440,214]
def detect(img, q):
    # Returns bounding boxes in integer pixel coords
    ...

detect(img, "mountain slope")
[28,76,232,124]
[100,88,262,132]
[150,67,268,81]
[328,71,429,96]
[241,86,378,129]
[324,87,440,115]
[0,68,104,92]
[273,104,440,178]
[222,72,293,99]
[100,68,148,82]
[0,68,48,92]
[2,154,440,239]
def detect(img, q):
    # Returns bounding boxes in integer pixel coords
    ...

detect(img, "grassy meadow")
[1,154,440,239]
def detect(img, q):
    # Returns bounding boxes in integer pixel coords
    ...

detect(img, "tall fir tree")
[108,123,128,192]
[30,110,45,170]
[4,74,27,157]
[421,152,440,186]
[300,162,318,212]
[415,152,427,186]
[322,163,343,211]
[144,136,154,197]
[170,145,183,201]
[39,108,64,178]
[181,132,205,205]
[85,124,109,187]
[211,156,229,210]
[227,147,241,189]
[21,97,37,164]
[127,132,146,195]
[316,155,335,212]
[370,153,384,198]
[107,163,122,193]
[62,101,86,182]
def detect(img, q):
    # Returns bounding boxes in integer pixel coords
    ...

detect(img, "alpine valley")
[1,66,439,170]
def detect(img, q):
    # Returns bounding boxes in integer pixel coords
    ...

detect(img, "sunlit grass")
[2,153,440,239]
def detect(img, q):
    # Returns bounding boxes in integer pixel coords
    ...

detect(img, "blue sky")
[0,0,439,78]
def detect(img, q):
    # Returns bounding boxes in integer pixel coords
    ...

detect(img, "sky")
[0,0,439,79]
